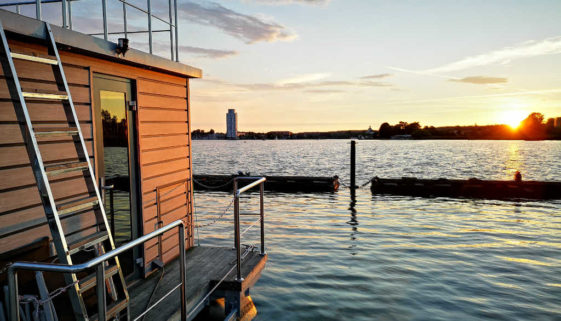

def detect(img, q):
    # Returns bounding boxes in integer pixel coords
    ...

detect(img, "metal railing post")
[96,264,107,321]
[147,0,152,54]
[62,0,67,28]
[109,189,115,237]
[156,187,163,261]
[16,4,20,14]
[174,0,178,61]
[68,0,72,29]
[233,180,242,281]
[8,268,19,321]
[260,183,265,255]
[179,223,187,321]
[168,0,173,60]
[102,0,108,40]
[35,0,41,20]
[122,1,127,39]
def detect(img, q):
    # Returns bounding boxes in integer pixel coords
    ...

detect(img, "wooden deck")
[128,246,267,320]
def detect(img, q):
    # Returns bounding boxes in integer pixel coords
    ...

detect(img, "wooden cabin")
[0,8,266,321]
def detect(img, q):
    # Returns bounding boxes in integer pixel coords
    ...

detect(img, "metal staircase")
[0,21,129,320]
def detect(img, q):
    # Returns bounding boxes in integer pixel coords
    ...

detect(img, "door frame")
[92,73,142,280]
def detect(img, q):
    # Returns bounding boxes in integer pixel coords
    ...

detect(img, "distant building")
[555,117,561,128]
[226,109,237,139]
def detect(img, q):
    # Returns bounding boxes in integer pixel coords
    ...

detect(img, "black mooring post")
[350,140,356,198]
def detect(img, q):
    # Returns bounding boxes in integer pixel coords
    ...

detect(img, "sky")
[7,0,561,132]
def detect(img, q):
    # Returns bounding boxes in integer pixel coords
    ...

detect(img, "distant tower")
[226,109,238,139]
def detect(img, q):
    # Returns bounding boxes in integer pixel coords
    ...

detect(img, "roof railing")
[0,0,179,61]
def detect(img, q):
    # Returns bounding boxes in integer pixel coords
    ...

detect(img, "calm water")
[192,140,561,321]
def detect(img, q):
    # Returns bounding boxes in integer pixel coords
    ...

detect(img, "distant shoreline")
[192,113,561,141]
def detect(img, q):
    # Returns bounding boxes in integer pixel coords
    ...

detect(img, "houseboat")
[0,4,267,321]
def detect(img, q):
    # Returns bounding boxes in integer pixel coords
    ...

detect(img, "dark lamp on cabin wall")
[116,38,129,56]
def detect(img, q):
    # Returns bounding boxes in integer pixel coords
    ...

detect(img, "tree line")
[191,112,561,140]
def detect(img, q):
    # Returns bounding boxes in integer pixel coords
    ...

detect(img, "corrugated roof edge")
[0,9,202,79]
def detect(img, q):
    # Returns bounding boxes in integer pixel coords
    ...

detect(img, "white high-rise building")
[226,109,237,139]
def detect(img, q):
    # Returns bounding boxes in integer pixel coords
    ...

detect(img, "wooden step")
[34,127,78,136]
[57,196,99,216]
[11,52,58,65]
[22,92,68,100]
[79,264,119,294]
[91,298,128,321]
[67,231,108,255]
[45,161,88,177]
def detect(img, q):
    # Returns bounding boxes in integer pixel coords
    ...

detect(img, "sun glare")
[500,110,527,129]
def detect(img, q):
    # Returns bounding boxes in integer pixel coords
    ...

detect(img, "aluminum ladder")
[0,21,129,321]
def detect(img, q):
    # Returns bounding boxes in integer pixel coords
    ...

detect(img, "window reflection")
[101,90,128,147]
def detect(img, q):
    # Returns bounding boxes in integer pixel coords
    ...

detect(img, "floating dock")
[370,177,561,200]
[129,246,267,321]
[194,174,340,192]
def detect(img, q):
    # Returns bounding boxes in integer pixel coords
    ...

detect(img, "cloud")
[360,73,393,80]
[179,45,238,58]
[219,78,392,91]
[305,89,345,93]
[180,1,296,43]
[391,36,561,75]
[358,80,393,87]
[380,88,561,106]
[451,76,507,85]
[277,73,331,85]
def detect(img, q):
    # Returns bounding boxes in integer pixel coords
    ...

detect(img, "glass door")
[93,74,140,279]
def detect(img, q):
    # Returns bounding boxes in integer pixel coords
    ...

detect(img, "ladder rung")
[22,92,68,100]
[91,299,129,321]
[67,231,108,255]
[34,127,78,136]
[11,52,58,65]
[57,196,99,216]
[78,264,119,294]
[45,161,89,177]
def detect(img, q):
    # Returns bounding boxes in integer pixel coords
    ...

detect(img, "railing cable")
[192,177,235,190]
[194,197,235,228]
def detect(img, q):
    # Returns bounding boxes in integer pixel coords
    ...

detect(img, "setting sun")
[500,110,528,129]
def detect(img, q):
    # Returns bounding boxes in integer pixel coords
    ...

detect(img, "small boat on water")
[370,177,561,200]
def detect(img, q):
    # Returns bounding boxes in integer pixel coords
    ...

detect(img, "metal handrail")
[7,220,187,321]
[0,0,179,61]
[232,177,266,281]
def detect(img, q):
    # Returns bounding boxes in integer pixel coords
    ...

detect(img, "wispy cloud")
[179,45,238,59]
[180,1,296,44]
[277,73,331,85]
[451,76,508,85]
[380,88,561,106]
[209,77,392,91]
[391,36,561,75]
[305,89,345,93]
[360,73,393,80]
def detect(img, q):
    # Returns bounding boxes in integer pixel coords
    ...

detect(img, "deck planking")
[128,246,267,320]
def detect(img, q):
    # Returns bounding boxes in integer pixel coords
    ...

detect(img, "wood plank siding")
[0,35,194,274]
